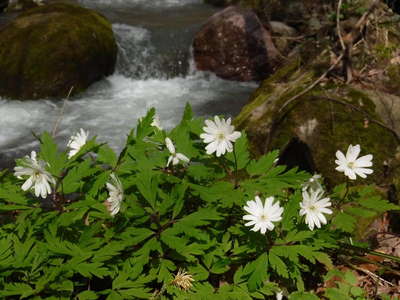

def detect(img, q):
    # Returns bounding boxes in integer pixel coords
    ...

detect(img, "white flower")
[302,174,323,192]
[13,151,56,198]
[151,114,162,130]
[104,173,124,217]
[276,291,283,300]
[335,144,373,180]
[243,196,283,234]
[67,128,89,159]
[200,116,241,157]
[300,188,332,231]
[165,137,190,167]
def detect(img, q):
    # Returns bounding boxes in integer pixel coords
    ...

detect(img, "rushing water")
[0,0,257,166]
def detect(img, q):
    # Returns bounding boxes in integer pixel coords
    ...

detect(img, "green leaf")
[345,206,376,218]
[289,291,319,300]
[331,212,356,232]
[60,159,99,194]
[314,251,333,269]
[284,230,314,243]
[158,259,175,283]
[136,108,155,140]
[247,253,268,291]
[268,251,289,278]
[172,181,188,218]
[77,290,98,300]
[181,102,193,123]
[226,132,249,170]
[210,258,231,274]
[97,144,118,167]
[0,204,33,211]
[88,171,110,198]
[358,195,400,212]
[40,131,67,176]
[0,181,30,205]
[246,150,279,176]
[233,265,253,285]
[120,228,154,245]
[92,241,127,263]
[0,283,34,298]
[136,172,158,209]
[74,262,110,278]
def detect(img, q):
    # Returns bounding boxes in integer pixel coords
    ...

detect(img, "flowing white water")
[0,1,256,165]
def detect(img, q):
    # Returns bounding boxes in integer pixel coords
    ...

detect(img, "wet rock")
[0,2,117,100]
[192,5,279,81]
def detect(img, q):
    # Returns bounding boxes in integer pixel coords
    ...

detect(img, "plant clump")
[0,106,398,299]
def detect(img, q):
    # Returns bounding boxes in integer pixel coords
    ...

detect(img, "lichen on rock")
[0,2,117,100]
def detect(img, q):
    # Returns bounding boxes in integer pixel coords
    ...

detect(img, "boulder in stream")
[192,5,279,81]
[0,2,117,100]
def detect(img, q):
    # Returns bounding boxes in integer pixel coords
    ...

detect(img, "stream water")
[0,0,257,167]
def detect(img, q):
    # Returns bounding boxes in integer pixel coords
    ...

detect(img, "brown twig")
[52,86,74,137]
[278,0,381,114]
[337,0,346,51]
[278,52,344,114]
[349,262,395,286]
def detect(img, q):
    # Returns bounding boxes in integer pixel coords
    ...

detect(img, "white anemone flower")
[151,114,162,130]
[302,174,323,192]
[243,196,284,234]
[200,116,241,157]
[276,291,284,300]
[300,188,332,231]
[13,151,56,198]
[104,173,124,217]
[165,137,190,167]
[335,144,373,180]
[67,128,89,159]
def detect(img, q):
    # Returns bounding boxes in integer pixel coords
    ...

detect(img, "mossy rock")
[0,2,117,100]
[235,59,400,188]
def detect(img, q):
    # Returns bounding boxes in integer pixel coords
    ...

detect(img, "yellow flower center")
[217,132,225,141]
[347,161,355,169]
[260,214,268,221]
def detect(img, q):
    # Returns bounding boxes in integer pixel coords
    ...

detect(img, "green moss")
[235,59,398,187]
[0,2,117,99]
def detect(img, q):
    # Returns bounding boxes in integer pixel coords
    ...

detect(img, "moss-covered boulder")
[235,59,400,188]
[0,2,117,100]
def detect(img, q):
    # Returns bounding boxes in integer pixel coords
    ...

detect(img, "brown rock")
[193,6,279,81]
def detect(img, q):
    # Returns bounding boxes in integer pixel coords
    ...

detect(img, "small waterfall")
[0,0,257,167]
[113,24,189,79]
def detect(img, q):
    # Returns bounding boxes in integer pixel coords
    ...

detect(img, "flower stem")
[233,147,239,188]
[341,177,350,203]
